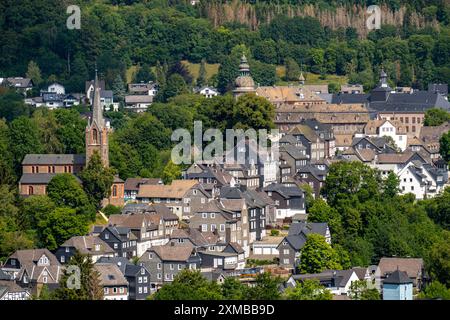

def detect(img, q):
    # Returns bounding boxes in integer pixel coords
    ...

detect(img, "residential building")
[124,95,153,112]
[128,82,158,96]
[382,270,413,300]
[198,243,246,272]
[286,269,360,295]
[294,165,328,198]
[0,281,31,300]
[378,257,425,290]
[4,77,34,94]
[55,235,115,264]
[124,177,163,201]
[98,226,138,259]
[1,249,62,296]
[278,222,330,270]
[263,183,306,221]
[97,257,152,300]
[361,119,408,151]
[136,179,199,219]
[341,84,364,94]
[95,263,129,300]
[138,243,201,290]
[194,86,219,98]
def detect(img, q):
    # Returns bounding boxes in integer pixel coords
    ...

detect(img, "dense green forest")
[0,0,449,94]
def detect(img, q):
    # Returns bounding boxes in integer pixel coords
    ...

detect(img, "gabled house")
[169,228,220,251]
[361,119,407,151]
[128,82,158,96]
[378,257,425,290]
[194,86,219,98]
[188,200,241,245]
[4,77,34,94]
[124,95,153,112]
[0,281,31,300]
[278,222,330,270]
[1,249,62,296]
[55,235,115,264]
[95,263,129,300]
[263,183,306,222]
[198,243,246,272]
[138,243,201,290]
[286,269,360,296]
[184,162,235,197]
[107,208,178,257]
[97,257,152,300]
[97,226,138,259]
[136,180,199,219]
[396,161,448,199]
[294,165,328,198]
[288,125,326,161]
[181,183,214,219]
[124,178,163,201]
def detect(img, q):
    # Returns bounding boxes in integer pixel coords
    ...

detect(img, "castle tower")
[233,54,256,99]
[85,70,109,167]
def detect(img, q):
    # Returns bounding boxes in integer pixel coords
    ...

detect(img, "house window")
[138,287,142,294]
[119,287,124,293]
[104,288,109,294]
[114,243,118,249]
[201,224,208,232]
[61,256,65,263]
[201,198,205,204]
[141,268,145,275]
[105,233,109,240]
[65,247,70,253]
[165,274,170,280]
[43,277,48,283]
[144,287,148,294]
[28,186,34,195]
[283,249,289,255]
[157,263,162,270]
[149,253,153,259]
[202,213,207,219]
[138,277,143,284]
[283,259,289,265]
[210,213,215,219]
[170,264,174,270]
[157,273,162,279]
[112,185,118,197]
[211,224,216,232]
[178,264,182,270]
[113,287,117,293]
[220,224,225,232]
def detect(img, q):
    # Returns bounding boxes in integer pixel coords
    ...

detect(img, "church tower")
[85,70,109,167]
[233,54,256,99]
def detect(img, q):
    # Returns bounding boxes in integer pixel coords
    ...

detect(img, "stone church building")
[19,73,124,207]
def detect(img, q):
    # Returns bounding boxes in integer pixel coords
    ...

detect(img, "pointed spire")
[299,72,305,85]
[91,66,104,128]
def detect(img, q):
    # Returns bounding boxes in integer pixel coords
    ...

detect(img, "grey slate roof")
[22,154,85,165]
[19,173,81,184]
[383,269,413,284]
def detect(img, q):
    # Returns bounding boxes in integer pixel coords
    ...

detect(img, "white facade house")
[196,86,219,98]
[358,119,407,151]
[125,95,153,112]
[397,161,448,199]
[47,83,65,95]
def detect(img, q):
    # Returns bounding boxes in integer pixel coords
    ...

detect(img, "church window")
[112,185,118,197]
[28,186,34,195]
[92,129,98,144]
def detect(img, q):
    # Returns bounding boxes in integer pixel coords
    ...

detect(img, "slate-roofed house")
[97,257,152,300]
[288,125,326,161]
[128,82,158,96]
[138,243,201,289]
[136,179,199,219]
[181,183,214,219]
[351,136,397,154]
[169,228,221,251]
[98,226,138,259]
[294,165,328,198]
[0,281,31,300]
[124,178,163,201]
[382,269,413,300]
[1,249,62,296]
[278,222,330,270]
[286,269,360,296]
[396,161,448,199]
[95,263,129,300]
[55,235,115,264]
[263,183,306,222]
[361,119,408,151]
[198,242,246,272]
[4,77,34,94]
[184,162,235,197]
[107,209,178,257]
[378,257,425,290]
[124,95,153,112]
[279,144,309,180]
[188,200,242,245]
[220,186,268,243]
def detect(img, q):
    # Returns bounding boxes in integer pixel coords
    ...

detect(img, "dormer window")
[38,255,49,266]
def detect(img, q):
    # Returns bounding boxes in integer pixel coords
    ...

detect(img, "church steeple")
[86,68,109,167]
[91,67,104,128]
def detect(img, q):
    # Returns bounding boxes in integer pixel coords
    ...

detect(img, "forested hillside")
[0,0,449,95]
